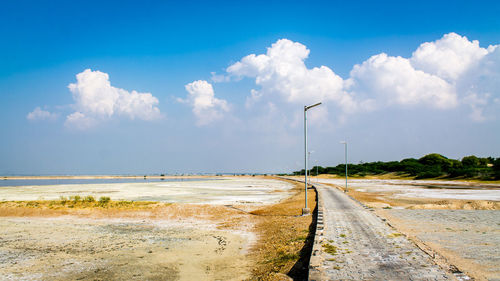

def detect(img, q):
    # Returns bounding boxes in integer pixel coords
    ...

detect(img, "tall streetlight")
[308,150,314,179]
[304,102,321,215]
[340,141,348,192]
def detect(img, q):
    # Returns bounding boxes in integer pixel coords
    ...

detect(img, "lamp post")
[304,102,321,215]
[307,151,311,180]
[340,141,348,192]
[308,150,314,179]
[316,160,319,183]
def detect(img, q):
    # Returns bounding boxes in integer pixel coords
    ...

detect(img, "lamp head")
[305,102,322,111]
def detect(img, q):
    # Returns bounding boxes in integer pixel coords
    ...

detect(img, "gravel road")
[317,184,451,280]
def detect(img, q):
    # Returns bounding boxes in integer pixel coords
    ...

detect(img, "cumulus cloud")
[65,69,161,129]
[346,53,457,109]
[225,34,499,122]
[227,39,355,113]
[179,80,229,126]
[410,33,489,81]
[26,107,58,121]
[65,112,96,130]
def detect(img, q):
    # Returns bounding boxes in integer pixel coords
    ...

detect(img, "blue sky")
[1,0,499,175]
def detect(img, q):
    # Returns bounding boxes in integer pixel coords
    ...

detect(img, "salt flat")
[0,177,297,280]
[0,217,251,281]
[313,178,500,201]
[0,177,294,204]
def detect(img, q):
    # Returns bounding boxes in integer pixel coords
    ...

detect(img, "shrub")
[416,168,442,179]
[84,195,95,202]
[462,155,480,167]
[98,196,111,204]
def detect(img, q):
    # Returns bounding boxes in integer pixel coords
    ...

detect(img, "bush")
[493,158,500,179]
[98,196,111,204]
[416,168,442,179]
[292,153,498,180]
[462,155,480,167]
[84,195,95,202]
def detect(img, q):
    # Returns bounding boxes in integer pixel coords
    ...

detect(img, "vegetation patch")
[322,243,338,255]
[292,153,500,180]
[388,232,403,238]
[0,196,160,211]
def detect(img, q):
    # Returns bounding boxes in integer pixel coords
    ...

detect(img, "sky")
[1,0,499,175]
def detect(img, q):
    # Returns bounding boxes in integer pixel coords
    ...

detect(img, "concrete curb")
[308,184,325,281]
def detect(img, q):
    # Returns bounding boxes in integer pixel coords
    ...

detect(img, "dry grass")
[247,178,317,281]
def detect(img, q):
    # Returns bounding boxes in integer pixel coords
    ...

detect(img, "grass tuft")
[322,243,338,255]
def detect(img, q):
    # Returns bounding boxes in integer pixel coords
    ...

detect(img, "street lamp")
[304,102,321,215]
[316,159,319,183]
[340,141,348,192]
[308,151,319,182]
[308,150,314,179]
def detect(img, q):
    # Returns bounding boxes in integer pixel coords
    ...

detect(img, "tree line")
[291,153,500,180]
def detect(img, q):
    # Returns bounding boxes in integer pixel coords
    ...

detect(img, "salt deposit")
[0,177,294,204]
[314,178,500,201]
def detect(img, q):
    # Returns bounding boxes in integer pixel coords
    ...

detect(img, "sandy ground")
[0,177,294,205]
[308,177,500,201]
[0,177,303,280]
[0,216,251,280]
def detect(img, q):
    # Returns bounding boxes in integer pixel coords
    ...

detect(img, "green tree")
[462,155,480,167]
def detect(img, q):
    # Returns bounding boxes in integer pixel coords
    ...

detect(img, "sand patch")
[0,216,250,280]
[377,209,500,281]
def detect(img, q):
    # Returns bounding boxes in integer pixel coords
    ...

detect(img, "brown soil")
[248,178,316,280]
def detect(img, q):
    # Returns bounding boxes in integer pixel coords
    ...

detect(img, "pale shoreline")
[1,175,218,180]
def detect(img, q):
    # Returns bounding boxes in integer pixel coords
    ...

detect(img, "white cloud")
[65,69,161,129]
[65,112,96,130]
[180,80,229,126]
[26,107,58,121]
[225,34,499,122]
[210,72,230,83]
[227,39,355,113]
[347,53,457,109]
[410,33,489,81]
